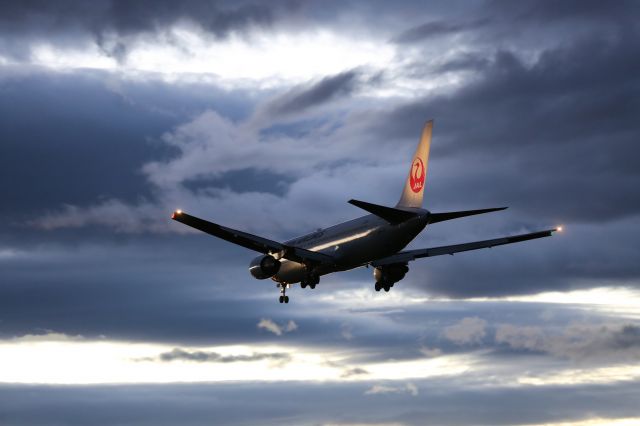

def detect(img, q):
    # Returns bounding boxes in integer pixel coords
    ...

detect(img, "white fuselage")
[261,210,429,284]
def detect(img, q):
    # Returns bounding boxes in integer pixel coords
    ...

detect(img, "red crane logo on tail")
[409,158,425,193]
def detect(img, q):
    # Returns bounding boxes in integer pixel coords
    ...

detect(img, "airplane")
[172,120,560,303]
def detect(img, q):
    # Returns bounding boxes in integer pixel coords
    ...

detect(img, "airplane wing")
[371,228,558,267]
[171,211,335,265]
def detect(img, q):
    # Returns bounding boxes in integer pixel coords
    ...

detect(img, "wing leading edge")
[171,211,335,265]
[372,228,558,267]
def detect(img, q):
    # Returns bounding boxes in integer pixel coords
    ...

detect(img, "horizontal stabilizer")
[349,199,418,224]
[428,207,507,224]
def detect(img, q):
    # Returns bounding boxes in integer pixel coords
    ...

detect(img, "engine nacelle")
[374,263,409,284]
[249,255,281,280]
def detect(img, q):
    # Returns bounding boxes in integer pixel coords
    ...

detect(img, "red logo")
[409,158,425,193]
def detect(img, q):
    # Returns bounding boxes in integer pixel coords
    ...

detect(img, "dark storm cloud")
[3,222,617,356]
[183,168,293,197]
[489,0,640,24]
[404,216,640,297]
[2,380,640,426]
[372,29,640,224]
[156,348,291,363]
[0,73,169,220]
[0,0,290,60]
[341,15,640,299]
[0,235,288,345]
[267,70,361,116]
[0,4,638,421]
[433,53,491,73]
[0,69,253,225]
[392,18,489,44]
[0,231,434,352]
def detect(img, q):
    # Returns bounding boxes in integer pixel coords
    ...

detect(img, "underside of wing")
[372,228,559,267]
[171,211,335,266]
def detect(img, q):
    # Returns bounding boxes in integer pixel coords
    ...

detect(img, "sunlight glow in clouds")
[26,28,395,87]
[0,333,474,385]
[527,419,640,426]
[518,365,640,387]
[466,287,640,318]
[2,331,640,387]
[30,43,117,71]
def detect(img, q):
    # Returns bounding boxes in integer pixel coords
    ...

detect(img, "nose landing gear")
[276,273,321,303]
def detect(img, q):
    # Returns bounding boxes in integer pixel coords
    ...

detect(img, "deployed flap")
[428,207,507,224]
[372,228,558,267]
[171,211,334,265]
[348,199,418,224]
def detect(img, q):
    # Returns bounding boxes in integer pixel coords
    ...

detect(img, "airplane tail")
[396,120,432,208]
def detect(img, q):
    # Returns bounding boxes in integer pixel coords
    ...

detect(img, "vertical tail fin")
[396,120,433,208]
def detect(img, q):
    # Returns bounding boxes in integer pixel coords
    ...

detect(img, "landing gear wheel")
[383,284,391,292]
[279,295,284,303]
[284,296,289,303]
[375,282,382,292]
[303,273,319,290]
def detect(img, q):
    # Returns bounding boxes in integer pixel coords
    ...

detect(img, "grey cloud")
[266,70,361,117]
[0,0,297,65]
[0,69,253,226]
[3,380,640,426]
[157,348,291,363]
[341,367,369,378]
[370,30,640,225]
[365,382,418,396]
[489,0,640,24]
[1,8,639,425]
[257,318,298,336]
[183,168,293,197]
[393,18,489,44]
[495,322,640,364]
[28,106,408,236]
[435,53,491,73]
[442,317,487,345]
[9,26,640,301]
[405,216,640,298]
[0,1,283,40]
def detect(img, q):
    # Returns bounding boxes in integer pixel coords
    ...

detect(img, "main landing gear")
[300,273,319,289]
[278,283,290,304]
[373,264,408,293]
[374,281,394,292]
[277,274,320,303]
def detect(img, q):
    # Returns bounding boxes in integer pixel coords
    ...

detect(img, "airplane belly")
[334,219,427,267]
[331,234,397,267]
[273,260,307,284]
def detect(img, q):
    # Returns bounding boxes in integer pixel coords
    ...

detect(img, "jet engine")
[374,263,409,291]
[249,255,281,279]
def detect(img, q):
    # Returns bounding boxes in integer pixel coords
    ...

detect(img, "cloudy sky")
[1,1,640,425]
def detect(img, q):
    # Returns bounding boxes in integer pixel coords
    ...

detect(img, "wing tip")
[171,209,183,220]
